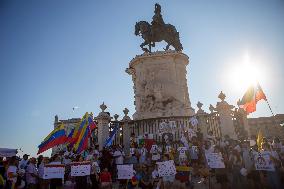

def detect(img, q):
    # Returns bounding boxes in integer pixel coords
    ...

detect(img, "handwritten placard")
[205,153,225,168]
[254,151,275,171]
[71,162,91,176]
[117,164,134,179]
[156,160,176,176]
[43,164,65,179]
[158,121,176,136]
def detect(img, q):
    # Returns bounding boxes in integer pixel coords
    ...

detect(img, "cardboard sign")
[117,164,134,179]
[205,153,225,168]
[43,164,65,179]
[254,151,275,171]
[156,160,176,176]
[71,162,91,176]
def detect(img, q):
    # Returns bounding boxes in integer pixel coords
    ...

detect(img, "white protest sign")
[156,160,176,176]
[117,164,134,179]
[158,121,176,136]
[254,151,275,171]
[71,162,91,176]
[43,164,65,179]
[205,153,225,168]
[187,128,197,140]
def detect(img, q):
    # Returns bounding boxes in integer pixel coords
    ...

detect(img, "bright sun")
[230,53,263,93]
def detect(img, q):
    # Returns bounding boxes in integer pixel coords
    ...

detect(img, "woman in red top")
[100,167,112,189]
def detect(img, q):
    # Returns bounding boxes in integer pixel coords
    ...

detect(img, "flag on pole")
[37,123,67,154]
[104,123,119,147]
[73,113,97,153]
[238,83,267,114]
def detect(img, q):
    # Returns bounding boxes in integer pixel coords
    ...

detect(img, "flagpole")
[265,99,275,117]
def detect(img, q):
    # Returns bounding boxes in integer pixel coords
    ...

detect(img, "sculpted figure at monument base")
[126,51,195,120]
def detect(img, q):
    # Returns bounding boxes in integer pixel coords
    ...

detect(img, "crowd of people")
[1,128,284,189]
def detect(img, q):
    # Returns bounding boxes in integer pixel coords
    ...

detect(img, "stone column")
[196,101,208,139]
[215,91,237,140]
[121,108,132,155]
[96,102,111,150]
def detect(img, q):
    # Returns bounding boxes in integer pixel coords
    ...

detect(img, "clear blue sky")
[1,0,284,156]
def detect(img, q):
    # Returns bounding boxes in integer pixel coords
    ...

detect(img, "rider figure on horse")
[151,3,165,40]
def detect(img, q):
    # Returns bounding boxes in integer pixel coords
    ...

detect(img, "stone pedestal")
[96,103,111,150]
[126,50,194,120]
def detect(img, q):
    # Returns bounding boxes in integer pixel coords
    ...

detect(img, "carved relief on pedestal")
[127,51,194,120]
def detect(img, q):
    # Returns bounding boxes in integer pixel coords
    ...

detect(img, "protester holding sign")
[261,142,282,189]
[73,156,88,189]
[48,155,64,189]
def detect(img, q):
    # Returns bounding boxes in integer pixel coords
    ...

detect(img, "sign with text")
[254,151,275,171]
[156,160,176,176]
[43,164,65,179]
[117,164,134,179]
[71,162,91,176]
[158,121,177,136]
[205,153,225,169]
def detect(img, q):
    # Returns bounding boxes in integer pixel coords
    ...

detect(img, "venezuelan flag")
[37,123,67,154]
[73,113,96,153]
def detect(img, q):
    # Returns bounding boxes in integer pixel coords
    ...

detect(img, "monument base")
[126,51,195,120]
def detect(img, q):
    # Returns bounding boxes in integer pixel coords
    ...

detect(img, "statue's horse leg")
[140,41,150,53]
[165,43,170,50]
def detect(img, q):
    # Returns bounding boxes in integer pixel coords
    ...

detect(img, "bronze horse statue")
[135,21,183,53]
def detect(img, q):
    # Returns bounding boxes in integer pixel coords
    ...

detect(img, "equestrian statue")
[135,3,183,53]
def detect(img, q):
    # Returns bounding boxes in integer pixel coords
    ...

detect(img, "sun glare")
[230,53,263,93]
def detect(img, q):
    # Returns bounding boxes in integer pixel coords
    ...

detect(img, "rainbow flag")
[37,123,67,154]
[73,113,96,153]
[67,113,89,147]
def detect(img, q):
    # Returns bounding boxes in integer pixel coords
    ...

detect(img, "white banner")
[156,160,176,176]
[205,153,225,168]
[43,164,65,179]
[117,164,134,179]
[71,162,91,176]
[0,148,17,157]
[254,151,275,171]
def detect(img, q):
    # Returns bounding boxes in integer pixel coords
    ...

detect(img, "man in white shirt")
[19,154,29,170]
[26,157,38,189]
[113,147,125,165]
